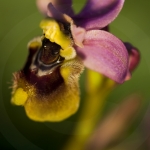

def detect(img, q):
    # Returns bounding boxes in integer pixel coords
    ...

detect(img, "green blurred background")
[1,0,150,149]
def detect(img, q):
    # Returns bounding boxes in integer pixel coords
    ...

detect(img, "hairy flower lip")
[11,33,84,122]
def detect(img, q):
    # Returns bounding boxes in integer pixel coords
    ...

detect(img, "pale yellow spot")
[11,88,28,106]
[29,42,41,49]
[60,47,76,60]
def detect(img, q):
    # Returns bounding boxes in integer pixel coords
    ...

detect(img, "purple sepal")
[76,30,129,83]
[73,0,124,30]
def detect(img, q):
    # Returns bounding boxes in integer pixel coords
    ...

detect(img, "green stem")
[63,69,116,150]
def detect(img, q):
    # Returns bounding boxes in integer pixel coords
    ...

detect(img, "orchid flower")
[37,0,130,83]
[11,0,139,122]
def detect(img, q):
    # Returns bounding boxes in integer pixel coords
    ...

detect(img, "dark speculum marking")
[23,67,64,96]
[40,38,61,64]
[22,38,65,96]
[31,38,64,71]
[34,38,65,71]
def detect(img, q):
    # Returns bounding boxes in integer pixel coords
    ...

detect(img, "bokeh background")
[1,0,150,149]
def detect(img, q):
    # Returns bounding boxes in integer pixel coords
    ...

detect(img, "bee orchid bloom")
[41,0,130,83]
[11,0,132,122]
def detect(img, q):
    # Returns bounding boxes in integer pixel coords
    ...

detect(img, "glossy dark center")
[40,38,61,64]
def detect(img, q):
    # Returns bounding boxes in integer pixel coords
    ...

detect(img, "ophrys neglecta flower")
[11,0,135,122]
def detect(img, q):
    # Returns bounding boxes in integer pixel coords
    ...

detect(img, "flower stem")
[63,69,116,150]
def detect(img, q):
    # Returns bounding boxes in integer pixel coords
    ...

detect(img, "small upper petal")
[74,0,124,30]
[71,24,86,48]
[76,30,129,83]
[36,0,74,16]
[47,3,73,23]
